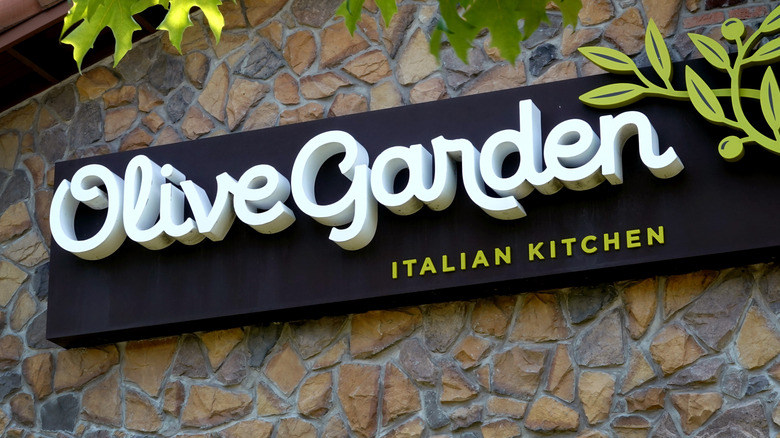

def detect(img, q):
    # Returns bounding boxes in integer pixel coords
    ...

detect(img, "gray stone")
[0,170,30,213]
[668,357,724,386]
[0,372,21,401]
[692,400,768,438]
[248,322,282,367]
[26,312,56,349]
[450,405,483,430]
[651,412,683,438]
[41,394,79,432]
[461,433,482,438]
[423,390,450,429]
[400,338,438,385]
[172,335,208,378]
[68,102,102,147]
[291,0,343,27]
[522,15,563,49]
[216,346,249,385]
[33,263,49,299]
[568,284,617,323]
[291,315,346,359]
[44,85,76,121]
[575,308,625,366]
[239,41,284,80]
[424,302,466,353]
[746,375,770,396]
[115,38,158,83]
[683,270,751,350]
[166,87,195,123]
[441,48,487,90]
[760,264,780,314]
[528,44,558,76]
[721,367,747,399]
[84,431,111,438]
[38,126,68,163]
[149,55,185,95]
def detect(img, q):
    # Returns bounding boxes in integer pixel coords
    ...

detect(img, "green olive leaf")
[579,83,646,109]
[578,46,638,74]
[158,0,225,54]
[685,66,727,125]
[759,4,780,35]
[688,33,730,71]
[747,38,780,66]
[335,0,364,33]
[645,19,672,83]
[760,67,780,131]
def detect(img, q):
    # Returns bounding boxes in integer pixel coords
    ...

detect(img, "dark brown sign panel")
[48,61,780,346]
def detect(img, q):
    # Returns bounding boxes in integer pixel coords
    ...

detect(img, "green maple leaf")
[159,0,225,54]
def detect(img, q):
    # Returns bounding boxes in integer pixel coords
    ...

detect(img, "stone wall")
[0,0,779,436]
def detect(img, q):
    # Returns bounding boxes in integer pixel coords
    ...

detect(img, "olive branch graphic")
[579,7,780,162]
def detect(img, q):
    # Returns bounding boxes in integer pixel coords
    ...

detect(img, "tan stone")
[0,335,22,370]
[104,107,138,142]
[138,84,164,112]
[381,4,415,56]
[125,390,162,432]
[4,232,47,267]
[534,61,578,84]
[736,304,780,369]
[35,190,52,245]
[182,107,215,140]
[242,100,278,131]
[486,397,527,419]
[643,0,683,36]
[257,381,291,416]
[212,33,249,59]
[259,21,283,49]
[245,0,286,27]
[298,372,332,418]
[382,417,424,438]
[343,50,392,84]
[37,107,57,130]
[492,346,546,399]
[163,381,185,417]
[0,261,27,306]
[218,0,246,29]
[612,415,651,438]
[275,73,300,105]
[510,293,570,342]
[579,0,614,25]
[624,278,658,339]
[185,52,210,89]
[280,103,324,126]
[181,385,252,428]
[463,64,526,96]
[314,337,348,370]
[0,103,36,131]
[351,308,421,358]
[472,296,515,337]
[476,364,490,389]
[220,420,274,438]
[329,93,368,117]
[441,361,478,402]
[0,133,18,169]
[626,387,665,412]
[410,77,447,104]
[301,73,351,99]
[649,324,705,375]
[10,393,34,426]
[579,371,615,425]
[482,419,521,438]
[10,289,35,331]
[24,156,45,188]
[284,31,317,75]
[338,364,380,438]
[0,411,7,436]
[120,127,153,152]
[671,392,723,434]
[321,22,370,68]
[264,343,306,395]
[54,345,119,392]
[370,81,403,110]
[0,202,31,243]
[664,270,717,318]
[358,13,379,42]
[604,8,645,55]
[199,63,229,122]
[383,363,421,424]
[142,112,165,133]
[77,67,118,100]
[154,126,183,146]
[453,336,491,370]
[561,27,602,57]
[525,396,579,432]
[103,85,135,108]
[124,336,178,396]
[278,418,317,438]
[397,29,439,85]
[227,79,270,130]
[546,344,575,402]
[622,347,656,393]
[22,353,53,399]
[82,371,121,426]
[46,168,55,187]
[686,0,699,12]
